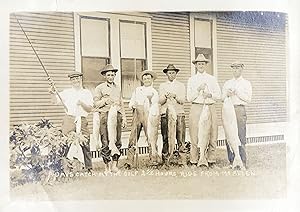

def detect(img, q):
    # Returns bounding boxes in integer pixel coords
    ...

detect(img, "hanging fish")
[197,104,211,167]
[92,112,100,149]
[107,104,120,156]
[67,112,85,163]
[222,97,244,168]
[67,131,85,164]
[167,103,177,157]
[144,97,160,163]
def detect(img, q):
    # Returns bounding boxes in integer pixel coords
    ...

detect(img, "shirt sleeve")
[236,80,252,103]
[211,78,221,101]
[222,81,230,101]
[176,83,186,104]
[93,85,106,108]
[151,89,160,104]
[85,90,94,106]
[120,97,126,118]
[55,90,66,105]
[159,84,167,105]
[187,77,198,102]
[128,88,137,109]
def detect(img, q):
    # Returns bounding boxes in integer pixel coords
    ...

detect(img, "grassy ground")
[10,142,286,200]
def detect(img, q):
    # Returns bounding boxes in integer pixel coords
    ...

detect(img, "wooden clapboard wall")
[9,12,75,128]
[150,12,192,125]
[9,12,287,131]
[215,12,287,124]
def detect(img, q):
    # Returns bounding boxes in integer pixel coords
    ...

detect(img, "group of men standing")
[49,54,252,173]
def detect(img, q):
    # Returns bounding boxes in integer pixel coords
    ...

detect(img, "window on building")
[120,21,147,99]
[80,17,110,90]
[194,18,213,75]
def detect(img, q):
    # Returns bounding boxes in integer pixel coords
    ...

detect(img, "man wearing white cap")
[187,54,221,169]
[48,71,94,171]
[94,64,126,173]
[124,70,160,169]
[222,61,252,169]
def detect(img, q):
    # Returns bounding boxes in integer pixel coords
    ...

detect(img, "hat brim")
[163,68,180,73]
[100,69,118,75]
[192,60,209,64]
[68,73,83,78]
[138,71,157,81]
[230,64,244,68]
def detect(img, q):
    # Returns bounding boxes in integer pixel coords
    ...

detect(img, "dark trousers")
[226,105,247,166]
[99,111,122,164]
[125,107,148,166]
[161,114,186,164]
[61,115,93,169]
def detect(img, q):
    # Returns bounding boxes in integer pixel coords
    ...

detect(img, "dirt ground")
[10,142,286,200]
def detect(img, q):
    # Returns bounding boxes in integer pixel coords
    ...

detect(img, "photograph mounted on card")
[9,10,287,200]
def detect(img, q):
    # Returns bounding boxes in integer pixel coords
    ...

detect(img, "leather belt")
[192,102,214,105]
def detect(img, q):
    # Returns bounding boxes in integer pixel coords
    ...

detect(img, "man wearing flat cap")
[159,64,186,169]
[187,54,221,169]
[93,64,126,173]
[222,61,252,169]
[48,71,94,171]
[124,70,160,169]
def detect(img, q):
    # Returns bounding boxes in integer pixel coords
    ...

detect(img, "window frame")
[79,16,111,89]
[119,19,148,99]
[74,12,152,97]
[189,13,218,78]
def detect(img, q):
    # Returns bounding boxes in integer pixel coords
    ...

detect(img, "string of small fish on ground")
[9,119,88,187]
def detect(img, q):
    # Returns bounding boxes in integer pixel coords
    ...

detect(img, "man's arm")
[211,78,221,101]
[128,88,137,110]
[187,78,199,102]
[78,100,93,113]
[175,83,185,104]
[93,85,108,109]
[222,80,230,100]
[158,84,167,105]
[235,81,252,103]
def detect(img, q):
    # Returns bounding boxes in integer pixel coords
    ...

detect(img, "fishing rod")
[134,60,139,169]
[13,13,68,112]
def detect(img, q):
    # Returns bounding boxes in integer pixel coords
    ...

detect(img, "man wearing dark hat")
[124,70,160,169]
[222,61,252,169]
[48,71,94,171]
[187,54,221,169]
[94,64,126,173]
[159,64,186,169]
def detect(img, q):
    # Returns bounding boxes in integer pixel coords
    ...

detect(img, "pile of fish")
[67,116,84,163]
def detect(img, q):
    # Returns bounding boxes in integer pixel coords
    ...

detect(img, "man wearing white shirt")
[159,64,186,169]
[187,54,221,169]
[49,71,94,171]
[124,70,159,169]
[222,61,252,168]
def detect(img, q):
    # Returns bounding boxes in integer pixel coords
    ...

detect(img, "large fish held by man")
[222,97,244,169]
[107,104,120,156]
[167,103,177,158]
[144,97,160,164]
[197,104,211,167]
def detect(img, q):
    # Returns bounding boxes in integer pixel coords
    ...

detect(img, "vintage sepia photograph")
[8,10,288,201]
